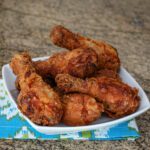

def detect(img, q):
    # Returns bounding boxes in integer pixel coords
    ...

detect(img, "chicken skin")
[10,52,63,126]
[55,74,140,118]
[62,93,104,126]
[94,69,121,81]
[50,25,120,71]
[34,48,98,78]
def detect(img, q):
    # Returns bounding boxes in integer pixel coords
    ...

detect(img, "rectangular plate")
[2,56,150,135]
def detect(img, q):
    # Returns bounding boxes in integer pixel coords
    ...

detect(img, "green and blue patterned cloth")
[0,79,140,140]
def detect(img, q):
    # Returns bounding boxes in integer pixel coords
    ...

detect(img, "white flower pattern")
[14,126,36,139]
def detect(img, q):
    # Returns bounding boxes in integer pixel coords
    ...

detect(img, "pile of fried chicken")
[10,25,140,126]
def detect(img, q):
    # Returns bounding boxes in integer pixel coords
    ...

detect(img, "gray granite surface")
[0,0,150,149]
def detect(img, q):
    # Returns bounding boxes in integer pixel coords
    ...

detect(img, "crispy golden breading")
[10,52,63,126]
[62,93,104,126]
[50,25,120,71]
[55,74,140,118]
[34,48,98,78]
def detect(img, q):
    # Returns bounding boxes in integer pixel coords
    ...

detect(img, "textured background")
[0,0,150,149]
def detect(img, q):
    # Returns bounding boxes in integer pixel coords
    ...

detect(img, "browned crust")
[62,93,104,126]
[93,69,121,81]
[50,25,120,71]
[55,74,140,118]
[10,52,63,126]
[50,25,81,50]
[34,48,98,78]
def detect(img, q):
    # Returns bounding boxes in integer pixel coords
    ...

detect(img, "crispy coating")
[55,74,140,118]
[62,93,104,126]
[33,59,51,78]
[10,52,63,126]
[94,69,121,81]
[50,25,120,71]
[34,48,98,78]
[15,74,57,92]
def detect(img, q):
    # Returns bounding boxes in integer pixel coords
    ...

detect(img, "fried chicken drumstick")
[34,48,98,78]
[10,52,63,126]
[62,93,104,126]
[55,74,140,118]
[50,25,120,71]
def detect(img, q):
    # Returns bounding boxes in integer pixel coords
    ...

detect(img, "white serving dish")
[2,56,150,135]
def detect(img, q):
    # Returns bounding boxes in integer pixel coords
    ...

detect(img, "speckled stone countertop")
[0,0,150,149]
